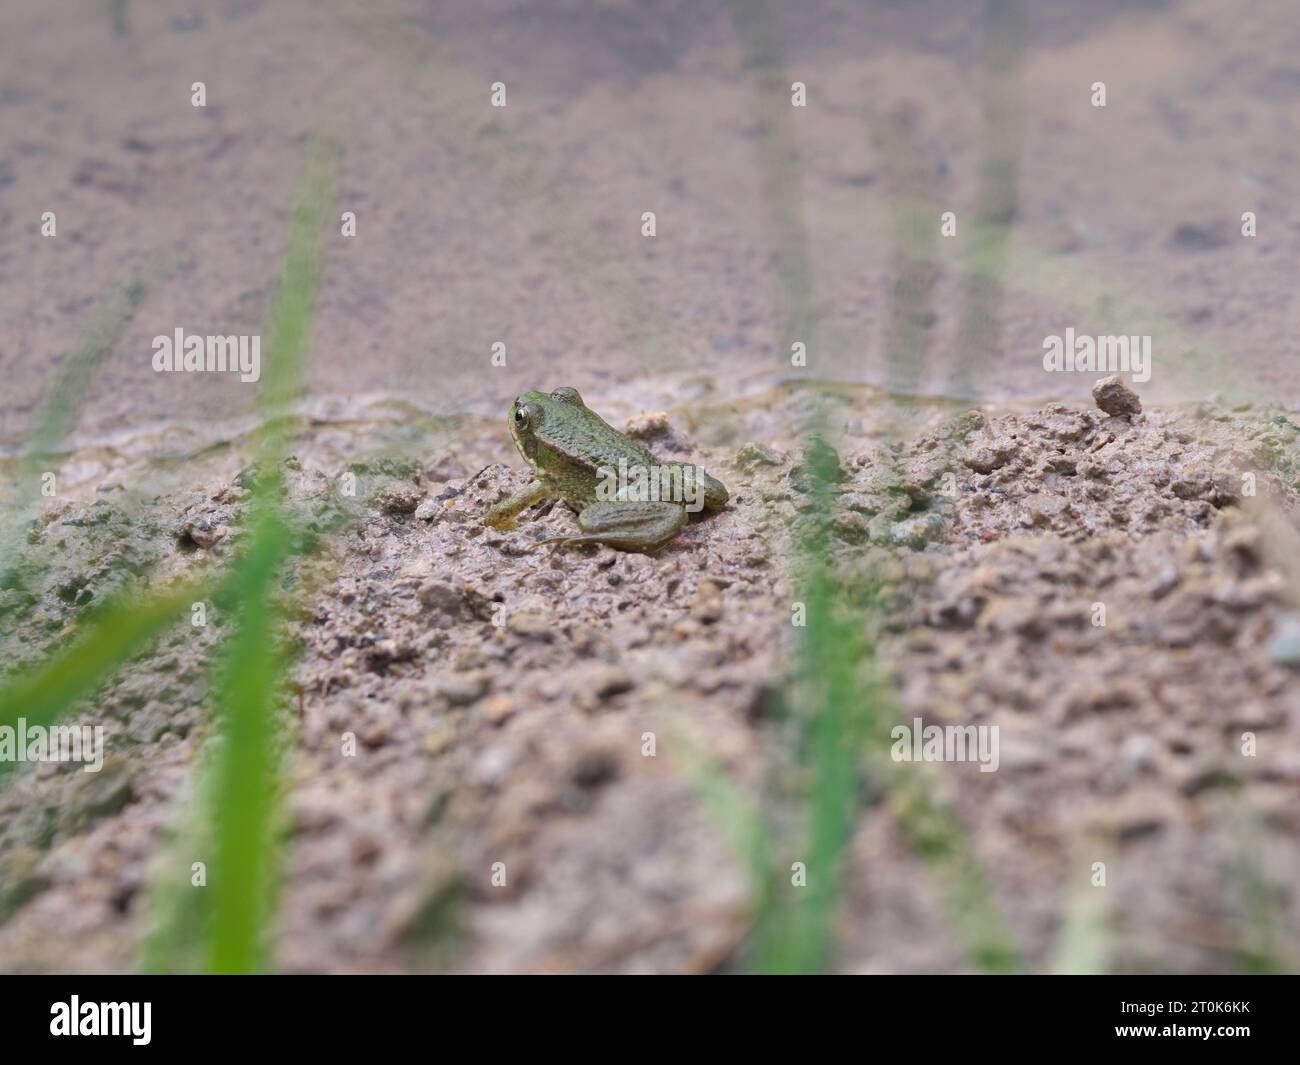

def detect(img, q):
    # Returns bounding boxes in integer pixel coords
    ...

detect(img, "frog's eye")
[551,387,583,406]
[514,403,539,429]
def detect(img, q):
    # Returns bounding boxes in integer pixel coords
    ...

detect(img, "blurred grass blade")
[730,0,818,357]
[206,510,295,973]
[200,133,338,973]
[774,556,872,973]
[951,0,1026,397]
[888,765,1020,973]
[0,274,149,593]
[0,582,197,773]
[1231,802,1286,974]
[673,726,771,926]
[1050,843,1110,975]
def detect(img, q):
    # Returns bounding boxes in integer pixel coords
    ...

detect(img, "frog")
[484,386,729,552]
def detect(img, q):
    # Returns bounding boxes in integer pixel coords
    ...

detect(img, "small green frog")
[484,387,728,552]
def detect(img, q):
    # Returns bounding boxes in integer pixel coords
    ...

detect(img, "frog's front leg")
[537,501,687,553]
[484,479,548,529]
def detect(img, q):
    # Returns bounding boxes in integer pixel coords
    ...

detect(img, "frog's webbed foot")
[534,501,687,553]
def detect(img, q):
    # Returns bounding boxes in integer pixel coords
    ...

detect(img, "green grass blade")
[206,510,294,973]
[199,134,338,973]
[0,583,198,773]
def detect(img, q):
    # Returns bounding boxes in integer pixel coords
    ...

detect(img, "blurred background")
[4,0,1300,453]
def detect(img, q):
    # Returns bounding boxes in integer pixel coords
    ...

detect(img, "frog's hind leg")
[535,501,686,553]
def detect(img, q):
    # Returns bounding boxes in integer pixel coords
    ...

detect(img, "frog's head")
[508,386,586,471]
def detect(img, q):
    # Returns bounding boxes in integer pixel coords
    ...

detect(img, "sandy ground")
[1,1,1299,973]
[3,378,1299,973]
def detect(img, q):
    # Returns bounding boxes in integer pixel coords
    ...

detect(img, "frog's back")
[540,408,656,507]
[553,412,656,469]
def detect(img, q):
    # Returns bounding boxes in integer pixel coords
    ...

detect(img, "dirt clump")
[1092,375,1143,418]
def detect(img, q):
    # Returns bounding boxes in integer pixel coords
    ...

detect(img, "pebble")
[506,610,552,640]
[570,745,621,788]
[964,437,1018,474]
[179,517,221,549]
[417,579,459,611]
[691,580,724,623]
[437,670,490,706]
[735,442,784,469]
[1267,613,1300,667]
[481,696,515,726]
[589,664,634,698]
[378,482,422,515]
[623,410,673,441]
[1092,375,1142,418]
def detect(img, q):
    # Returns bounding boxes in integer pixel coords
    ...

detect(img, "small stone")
[126,703,171,744]
[1119,734,1159,774]
[65,760,136,831]
[1170,473,1211,500]
[1150,566,1179,600]
[1098,786,1178,840]
[421,724,456,757]
[735,442,783,469]
[1225,700,1281,731]
[472,745,513,787]
[506,610,552,640]
[570,745,621,789]
[964,437,1019,474]
[367,638,414,666]
[359,702,400,747]
[1267,613,1300,667]
[590,664,634,698]
[481,696,515,726]
[437,670,490,706]
[1169,222,1228,251]
[886,512,946,550]
[378,482,422,515]
[1092,375,1142,418]
[418,580,460,611]
[692,580,724,623]
[417,579,493,622]
[350,833,382,865]
[178,517,220,549]
[624,410,673,441]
